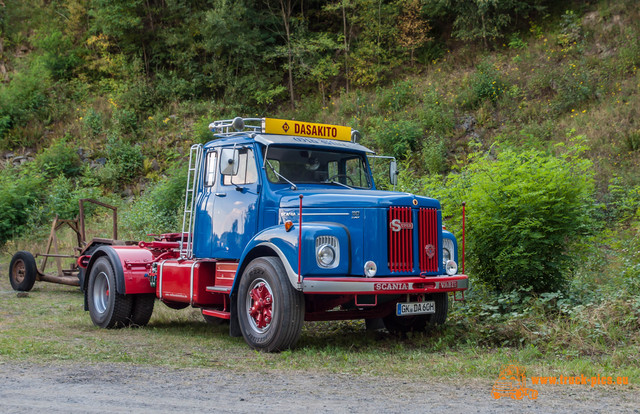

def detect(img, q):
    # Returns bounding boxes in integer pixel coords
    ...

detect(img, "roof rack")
[208,117,263,136]
[208,117,361,143]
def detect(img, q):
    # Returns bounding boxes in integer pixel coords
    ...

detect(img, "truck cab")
[80,117,468,352]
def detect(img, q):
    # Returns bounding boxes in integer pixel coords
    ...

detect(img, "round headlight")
[445,260,458,276]
[364,261,377,277]
[317,245,335,267]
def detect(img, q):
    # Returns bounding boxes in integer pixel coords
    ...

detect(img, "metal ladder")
[180,144,203,259]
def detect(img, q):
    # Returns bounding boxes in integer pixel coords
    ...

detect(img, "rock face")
[1,151,35,167]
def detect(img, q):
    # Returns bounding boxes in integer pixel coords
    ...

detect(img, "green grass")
[1,256,638,384]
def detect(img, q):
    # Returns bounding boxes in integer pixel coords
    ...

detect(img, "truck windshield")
[264,146,372,189]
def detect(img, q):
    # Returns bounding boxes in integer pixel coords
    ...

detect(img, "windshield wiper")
[265,158,297,190]
[324,180,354,189]
[263,144,297,190]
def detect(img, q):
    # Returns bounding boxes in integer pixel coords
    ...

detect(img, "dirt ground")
[0,362,638,413]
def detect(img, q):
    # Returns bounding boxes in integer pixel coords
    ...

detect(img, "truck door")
[192,149,217,258]
[211,145,260,259]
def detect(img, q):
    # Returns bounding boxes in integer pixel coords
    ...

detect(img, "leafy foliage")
[403,143,595,294]
[470,60,507,106]
[97,136,144,188]
[371,118,422,160]
[424,0,547,47]
[0,61,50,143]
[121,165,188,238]
[35,138,83,178]
[0,171,45,246]
[44,175,102,220]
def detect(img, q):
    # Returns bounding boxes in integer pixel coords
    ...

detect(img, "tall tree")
[398,0,431,65]
[265,0,299,109]
[424,0,546,48]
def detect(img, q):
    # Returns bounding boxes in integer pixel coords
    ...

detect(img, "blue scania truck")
[78,117,468,351]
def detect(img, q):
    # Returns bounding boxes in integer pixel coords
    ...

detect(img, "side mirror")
[389,160,398,186]
[220,148,239,176]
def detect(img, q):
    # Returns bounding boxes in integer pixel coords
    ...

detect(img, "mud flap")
[229,292,242,337]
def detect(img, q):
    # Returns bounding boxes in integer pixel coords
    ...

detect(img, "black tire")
[237,257,304,352]
[426,292,448,326]
[9,251,38,292]
[129,294,155,327]
[87,257,133,328]
[383,293,449,334]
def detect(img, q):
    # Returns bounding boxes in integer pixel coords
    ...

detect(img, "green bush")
[618,27,640,75]
[35,30,82,80]
[551,62,594,114]
[44,175,102,220]
[98,135,144,188]
[372,118,423,160]
[421,136,447,175]
[376,80,417,113]
[558,10,583,49]
[83,109,104,138]
[35,137,82,178]
[0,60,50,142]
[121,165,188,238]
[470,61,507,106]
[112,108,139,137]
[606,176,640,222]
[0,171,45,246]
[404,143,596,294]
[455,146,595,293]
[419,89,454,136]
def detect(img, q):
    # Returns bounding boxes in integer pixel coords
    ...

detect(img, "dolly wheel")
[9,251,37,292]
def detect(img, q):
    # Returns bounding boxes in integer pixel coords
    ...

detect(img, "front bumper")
[301,274,468,295]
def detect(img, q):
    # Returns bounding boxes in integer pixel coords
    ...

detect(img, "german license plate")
[396,301,436,316]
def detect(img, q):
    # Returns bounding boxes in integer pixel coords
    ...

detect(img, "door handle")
[215,192,226,197]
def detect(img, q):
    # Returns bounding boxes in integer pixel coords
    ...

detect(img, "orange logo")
[492,364,539,400]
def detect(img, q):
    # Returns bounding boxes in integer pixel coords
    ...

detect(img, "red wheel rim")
[246,279,273,333]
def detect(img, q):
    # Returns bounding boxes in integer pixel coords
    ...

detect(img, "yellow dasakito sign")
[263,118,352,142]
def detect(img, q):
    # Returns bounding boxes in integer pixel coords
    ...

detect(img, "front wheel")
[9,251,38,292]
[237,257,304,352]
[87,257,132,328]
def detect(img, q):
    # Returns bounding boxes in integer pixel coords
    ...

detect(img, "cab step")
[206,286,231,293]
[202,308,231,320]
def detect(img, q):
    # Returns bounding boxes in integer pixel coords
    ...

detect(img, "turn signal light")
[284,221,294,232]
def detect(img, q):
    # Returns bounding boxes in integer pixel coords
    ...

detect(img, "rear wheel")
[129,294,155,327]
[87,257,132,328]
[237,257,304,352]
[9,251,37,292]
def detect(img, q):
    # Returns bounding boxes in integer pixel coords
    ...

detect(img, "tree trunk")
[0,0,6,81]
[0,36,6,82]
[342,2,349,94]
[280,0,295,109]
